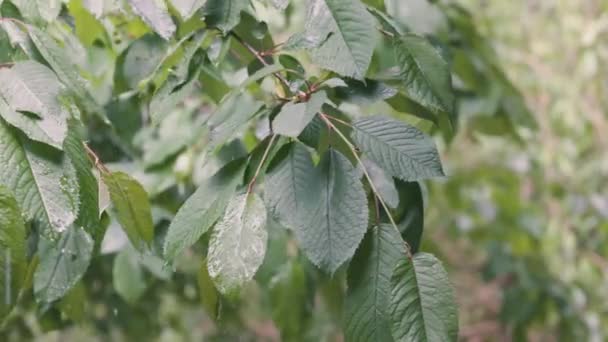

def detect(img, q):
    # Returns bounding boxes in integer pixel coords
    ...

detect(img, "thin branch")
[319,113,412,258]
[247,134,277,194]
[324,115,353,128]
[230,32,293,91]
[83,142,110,174]
[0,62,14,69]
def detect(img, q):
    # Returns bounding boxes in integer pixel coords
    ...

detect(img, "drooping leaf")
[269,260,312,341]
[0,61,69,150]
[33,227,94,303]
[273,91,328,138]
[26,26,108,123]
[163,159,246,260]
[389,253,459,342]
[290,0,378,80]
[0,185,27,320]
[203,0,249,34]
[171,0,207,20]
[352,116,444,181]
[0,119,80,236]
[127,0,176,40]
[102,171,154,251]
[344,225,406,342]
[288,148,368,273]
[63,123,101,246]
[207,193,268,294]
[198,257,219,319]
[113,248,147,304]
[393,35,454,116]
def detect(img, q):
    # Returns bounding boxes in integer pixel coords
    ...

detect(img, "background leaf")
[127,0,177,40]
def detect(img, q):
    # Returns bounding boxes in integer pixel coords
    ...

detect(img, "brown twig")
[83,142,110,174]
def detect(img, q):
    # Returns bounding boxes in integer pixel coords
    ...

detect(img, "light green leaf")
[291,0,378,80]
[344,225,406,342]
[113,248,147,304]
[203,0,249,34]
[393,35,454,115]
[10,0,62,22]
[292,149,368,273]
[0,61,69,150]
[102,171,154,251]
[389,253,459,342]
[163,160,246,261]
[208,93,263,150]
[207,193,268,294]
[268,0,289,10]
[0,186,27,320]
[198,258,219,319]
[0,119,80,236]
[352,116,444,182]
[127,0,176,40]
[273,91,327,137]
[34,227,94,303]
[171,0,207,20]
[122,34,168,89]
[27,26,108,123]
[67,0,109,46]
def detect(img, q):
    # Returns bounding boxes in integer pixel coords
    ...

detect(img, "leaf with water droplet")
[207,193,268,295]
[0,119,80,237]
[34,227,93,303]
[0,185,27,321]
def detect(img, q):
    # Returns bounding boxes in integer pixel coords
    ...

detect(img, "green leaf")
[33,227,94,303]
[292,0,378,80]
[163,160,246,260]
[344,225,406,342]
[58,282,86,322]
[127,0,176,40]
[207,193,268,294]
[63,123,101,246]
[113,248,147,304]
[121,34,168,90]
[270,260,312,341]
[0,119,80,236]
[26,26,108,123]
[102,171,154,251]
[208,93,263,150]
[0,185,27,320]
[198,257,219,319]
[352,116,444,182]
[10,0,61,23]
[389,253,459,342]
[393,35,454,115]
[203,0,249,34]
[273,91,328,138]
[264,142,317,230]
[171,0,207,20]
[287,148,368,273]
[0,61,69,150]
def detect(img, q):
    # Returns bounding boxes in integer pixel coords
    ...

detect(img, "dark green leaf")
[344,225,406,342]
[389,253,459,342]
[352,116,444,181]
[34,227,94,303]
[203,0,249,34]
[163,160,246,261]
[273,91,328,137]
[393,35,454,115]
[102,171,154,251]
[198,257,219,319]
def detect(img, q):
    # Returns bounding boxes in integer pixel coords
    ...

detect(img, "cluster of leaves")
[0,0,533,340]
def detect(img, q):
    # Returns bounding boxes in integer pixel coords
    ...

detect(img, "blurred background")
[1,0,607,341]
[425,0,608,341]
